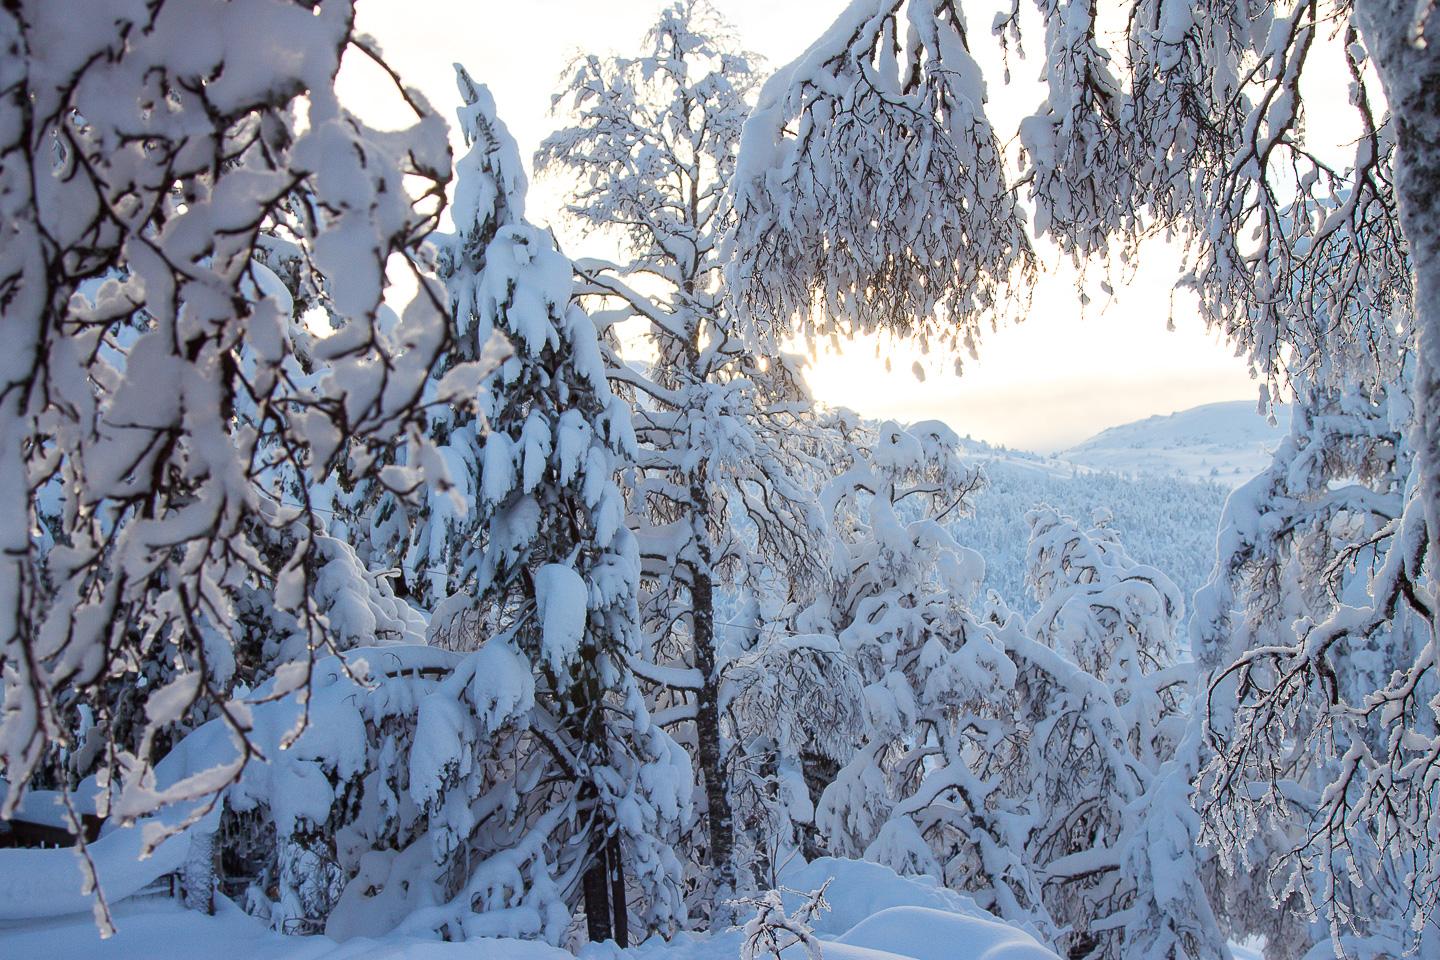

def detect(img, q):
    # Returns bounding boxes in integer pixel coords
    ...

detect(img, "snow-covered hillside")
[950,453,1228,623]
[1055,400,1291,486]
[943,400,1300,621]
[945,403,1262,621]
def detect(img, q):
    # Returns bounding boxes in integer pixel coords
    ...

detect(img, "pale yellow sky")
[345,0,1281,452]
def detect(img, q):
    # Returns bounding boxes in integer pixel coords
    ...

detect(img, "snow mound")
[0,858,1060,960]
[780,858,1057,960]
[0,714,229,922]
[837,907,1057,960]
[0,806,215,922]
[782,857,979,936]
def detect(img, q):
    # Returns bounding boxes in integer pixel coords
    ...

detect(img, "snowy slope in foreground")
[1056,400,1291,486]
[0,859,1055,960]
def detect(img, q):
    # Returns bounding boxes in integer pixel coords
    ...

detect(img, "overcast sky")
[345,0,1264,452]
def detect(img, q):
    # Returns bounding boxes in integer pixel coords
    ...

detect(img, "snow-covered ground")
[1053,400,1290,486]
[0,858,1268,960]
[0,858,1056,960]
[0,896,548,960]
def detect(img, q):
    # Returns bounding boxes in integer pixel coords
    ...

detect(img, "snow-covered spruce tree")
[215,558,431,933]
[734,2,1439,952]
[402,68,691,946]
[0,0,477,930]
[319,66,524,613]
[536,0,827,911]
[1193,382,1433,960]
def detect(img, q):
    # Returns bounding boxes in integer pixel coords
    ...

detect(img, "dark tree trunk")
[608,834,629,947]
[799,750,840,861]
[689,523,736,900]
[573,647,617,945]
[582,830,613,944]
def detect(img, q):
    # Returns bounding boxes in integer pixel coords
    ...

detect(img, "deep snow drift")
[0,858,1057,960]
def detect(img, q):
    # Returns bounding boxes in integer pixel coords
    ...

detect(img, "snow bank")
[781,858,981,936]
[0,853,1059,960]
[0,722,227,922]
[0,805,219,921]
[780,859,1057,960]
[0,897,576,960]
[836,908,1056,960]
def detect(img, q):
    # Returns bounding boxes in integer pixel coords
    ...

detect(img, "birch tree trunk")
[1357,0,1440,570]
[181,829,216,915]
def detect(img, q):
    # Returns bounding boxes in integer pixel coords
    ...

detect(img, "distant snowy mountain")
[1056,400,1291,487]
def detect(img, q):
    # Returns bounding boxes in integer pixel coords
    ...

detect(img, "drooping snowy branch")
[0,3,477,913]
[1194,384,1435,957]
[730,0,1034,352]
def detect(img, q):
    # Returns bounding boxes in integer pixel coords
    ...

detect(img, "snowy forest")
[0,1,1436,960]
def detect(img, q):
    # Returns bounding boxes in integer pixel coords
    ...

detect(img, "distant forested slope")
[951,452,1229,625]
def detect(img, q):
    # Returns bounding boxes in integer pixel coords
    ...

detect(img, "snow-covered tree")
[804,420,1036,923]
[1193,383,1433,959]
[811,473,1222,960]
[325,67,521,612]
[732,0,1422,397]
[726,627,866,885]
[407,69,690,945]
[735,2,1440,952]
[0,0,482,931]
[537,0,828,910]
[1019,508,1219,960]
[222,70,691,946]
[1024,507,1186,771]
